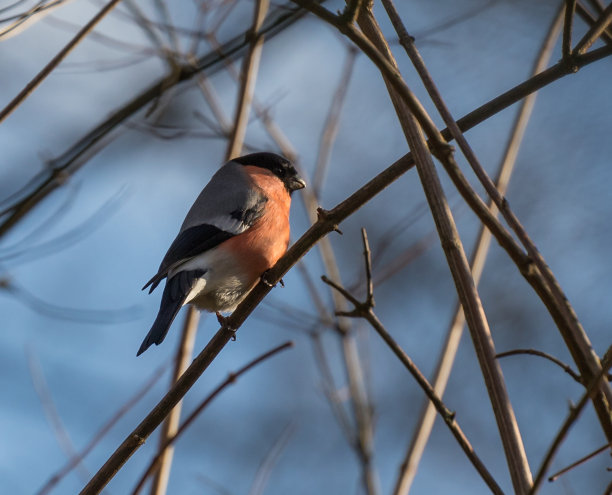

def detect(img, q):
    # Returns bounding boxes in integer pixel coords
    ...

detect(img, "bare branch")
[393,3,560,472]
[148,310,199,495]
[27,349,90,485]
[382,0,612,448]
[576,2,612,46]
[496,348,583,384]
[225,0,270,159]
[529,347,612,494]
[321,267,504,495]
[312,45,358,198]
[548,443,611,482]
[563,0,577,59]
[248,422,296,495]
[574,2,612,54]
[0,0,123,124]
[37,360,170,495]
[131,342,294,495]
[355,4,532,492]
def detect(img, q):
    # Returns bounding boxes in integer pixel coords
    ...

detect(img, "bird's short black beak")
[289,175,307,191]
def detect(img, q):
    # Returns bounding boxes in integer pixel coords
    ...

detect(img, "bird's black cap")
[232,152,306,193]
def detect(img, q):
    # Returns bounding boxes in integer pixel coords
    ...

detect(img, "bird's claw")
[261,270,281,288]
[216,311,237,340]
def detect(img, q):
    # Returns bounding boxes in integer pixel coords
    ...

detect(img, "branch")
[225,0,270,159]
[393,7,565,492]
[131,342,293,495]
[37,360,170,495]
[148,310,199,495]
[496,348,582,384]
[548,442,611,482]
[575,2,612,47]
[354,4,532,493]
[529,347,612,494]
[563,0,577,60]
[381,0,612,446]
[0,0,123,124]
[321,231,504,495]
[574,1,612,54]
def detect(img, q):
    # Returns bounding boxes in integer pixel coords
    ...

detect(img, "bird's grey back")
[180,161,262,233]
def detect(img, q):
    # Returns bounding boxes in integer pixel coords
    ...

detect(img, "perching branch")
[150,1,271,491]
[131,342,293,495]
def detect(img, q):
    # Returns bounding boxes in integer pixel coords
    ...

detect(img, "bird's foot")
[216,312,237,341]
[261,270,284,288]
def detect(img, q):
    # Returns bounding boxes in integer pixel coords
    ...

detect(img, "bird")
[137,152,306,356]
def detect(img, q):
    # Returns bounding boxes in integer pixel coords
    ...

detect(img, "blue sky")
[1,0,611,493]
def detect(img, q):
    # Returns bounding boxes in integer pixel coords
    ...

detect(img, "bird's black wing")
[137,268,206,355]
[142,198,267,293]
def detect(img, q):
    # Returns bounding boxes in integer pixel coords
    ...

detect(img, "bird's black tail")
[137,269,205,356]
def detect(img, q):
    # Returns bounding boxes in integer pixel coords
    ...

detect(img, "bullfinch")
[137,152,306,356]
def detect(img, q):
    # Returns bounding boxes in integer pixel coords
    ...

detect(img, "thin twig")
[148,310,199,495]
[496,349,582,384]
[574,2,612,54]
[529,347,612,494]
[382,0,612,447]
[563,0,577,59]
[360,228,373,308]
[548,443,611,482]
[248,421,297,495]
[312,45,358,197]
[27,349,91,484]
[37,360,170,495]
[355,4,532,493]
[320,231,504,495]
[131,342,293,495]
[225,0,270,159]
[576,2,612,46]
[148,1,270,491]
[392,7,563,487]
[0,0,123,124]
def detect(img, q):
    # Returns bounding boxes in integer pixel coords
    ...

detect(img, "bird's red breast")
[222,165,291,283]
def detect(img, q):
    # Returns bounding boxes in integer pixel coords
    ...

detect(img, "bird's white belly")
[168,246,256,313]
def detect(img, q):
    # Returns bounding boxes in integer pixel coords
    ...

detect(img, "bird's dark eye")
[274,166,285,176]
